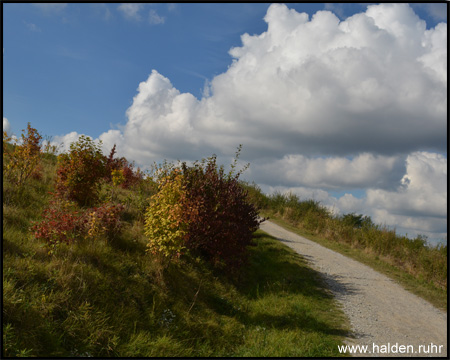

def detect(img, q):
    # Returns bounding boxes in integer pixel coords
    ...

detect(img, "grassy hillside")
[244,183,447,310]
[3,133,350,357]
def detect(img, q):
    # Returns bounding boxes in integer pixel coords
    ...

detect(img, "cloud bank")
[54,3,447,242]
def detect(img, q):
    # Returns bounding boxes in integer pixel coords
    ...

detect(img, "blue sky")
[5,3,271,137]
[3,3,447,243]
[3,3,446,138]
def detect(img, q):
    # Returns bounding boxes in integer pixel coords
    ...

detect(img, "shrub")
[180,155,260,270]
[42,136,60,157]
[86,203,125,241]
[104,144,143,189]
[111,169,126,187]
[144,170,190,260]
[55,136,106,206]
[31,197,87,254]
[32,197,125,253]
[121,163,143,189]
[341,213,373,229]
[241,181,269,210]
[144,148,261,271]
[3,123,43,186]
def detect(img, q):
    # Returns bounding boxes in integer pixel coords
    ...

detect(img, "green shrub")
[247,182,269,210]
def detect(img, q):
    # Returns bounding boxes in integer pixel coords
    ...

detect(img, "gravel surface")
[260,220,447,357]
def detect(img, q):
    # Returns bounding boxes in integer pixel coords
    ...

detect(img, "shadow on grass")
[210,231,351,339]
[108,231,147,254]
[3,238,24,257]
[237,232,333,299]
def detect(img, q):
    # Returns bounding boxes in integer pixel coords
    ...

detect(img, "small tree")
[3,123,43,186]
[55,136,106,206]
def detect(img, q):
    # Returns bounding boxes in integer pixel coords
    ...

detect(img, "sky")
[3,2,448,244]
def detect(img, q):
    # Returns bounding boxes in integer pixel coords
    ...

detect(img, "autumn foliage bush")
[32,198,124,253]
[31,134,139,253]
[104,144,143,189]
[144,169,190,260]
[56,136,106,207]
[180,155,261,270]
[3,123,43,186]
[31,197,87,254]
[86,203,125,240]
[145,149,261,270]
[56,138,142,207]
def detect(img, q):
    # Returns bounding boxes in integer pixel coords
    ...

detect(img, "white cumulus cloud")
[111,3,446,161]
[249,153,405,190]
[366,152,447,220]
[54,3,446,240]
[3,117,11,133]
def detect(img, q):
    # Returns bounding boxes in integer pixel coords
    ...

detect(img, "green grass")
[231,231,350,357]
[264,213,447,312]
[3,151,350,357]
[3,226,351,356]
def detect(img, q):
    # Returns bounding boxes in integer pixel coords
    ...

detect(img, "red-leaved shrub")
[55,136,106,206]
[32,197,125,253]
[180,155,261,270]
[31,197,87,253]
[86,203,124,240]
[145,148,262,271]
[104,144,143,189]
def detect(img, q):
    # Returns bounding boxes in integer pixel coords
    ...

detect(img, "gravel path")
[260,220,447,357]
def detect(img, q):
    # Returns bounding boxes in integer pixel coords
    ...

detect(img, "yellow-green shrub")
[144,170,191,260]
[3,123,43,186]
[111,169,125,187]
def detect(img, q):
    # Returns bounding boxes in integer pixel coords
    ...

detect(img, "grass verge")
[264,213,447,312]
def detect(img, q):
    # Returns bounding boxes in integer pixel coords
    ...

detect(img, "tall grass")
[243,183,447,308]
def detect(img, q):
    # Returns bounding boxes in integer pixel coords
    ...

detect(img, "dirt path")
[260,220,447,357]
